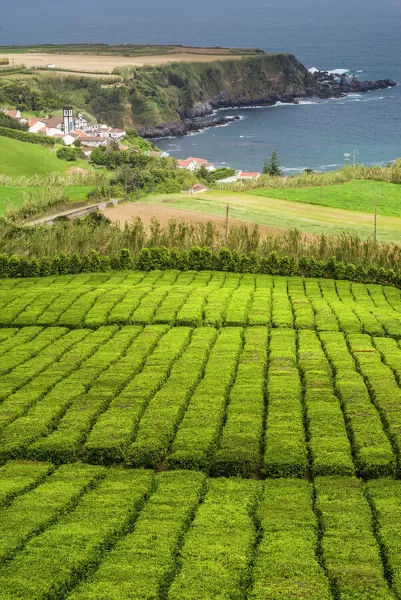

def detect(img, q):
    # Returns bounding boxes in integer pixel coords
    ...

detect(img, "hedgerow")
[0,125,56,147]
[1,246,401,289]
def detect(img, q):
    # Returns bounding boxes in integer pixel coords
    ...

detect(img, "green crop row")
[1,272,401,334]
[298,330,355,476]
[349,334,401,475]
[0,324,399,476]
[0,463,397,600]
[264,328,308,477]
[315,476,392,599]
[320,332,395,478]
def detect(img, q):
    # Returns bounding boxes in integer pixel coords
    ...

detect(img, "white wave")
[282,167,309,172]
[320,164,342,168]
[356,70,363,73]
[308,67,320,74]
[298,100,320,105]
[327,68,350,75]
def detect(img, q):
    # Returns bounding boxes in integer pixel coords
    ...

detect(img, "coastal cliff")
[1,52,394,135]
[127,54,396,138]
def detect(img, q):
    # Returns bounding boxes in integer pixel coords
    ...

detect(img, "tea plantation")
[1,269,401,598]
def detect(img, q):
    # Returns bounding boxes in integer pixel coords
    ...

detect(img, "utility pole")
[352,149,358,184]
[373,188,377,242]
[344,152,350,166]
[225,204,229,244]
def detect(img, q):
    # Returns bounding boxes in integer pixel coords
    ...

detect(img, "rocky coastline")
[138,71,397,139]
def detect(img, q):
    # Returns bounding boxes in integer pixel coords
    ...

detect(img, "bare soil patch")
[103,202,280,235]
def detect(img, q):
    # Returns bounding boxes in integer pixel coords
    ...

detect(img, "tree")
[263,150,282,176]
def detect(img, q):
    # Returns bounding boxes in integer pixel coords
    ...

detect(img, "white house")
[62,130,89,146]
[76,135,106,148]
[28,119,46,134]
[177,157,215,172]
[106,128,126,141]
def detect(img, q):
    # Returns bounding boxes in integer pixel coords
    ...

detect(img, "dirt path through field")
[103,202,281,235]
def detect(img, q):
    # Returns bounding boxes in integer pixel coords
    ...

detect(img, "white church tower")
[63,107,74,133]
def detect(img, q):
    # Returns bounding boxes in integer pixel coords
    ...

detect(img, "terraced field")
[2,269,401,597]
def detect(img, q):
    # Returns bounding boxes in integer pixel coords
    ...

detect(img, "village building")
[76,135,107,148]
[42,117,64,131]
[5,109,21,120]
[177,157,215,172]
[74,113,89,130]
[238,171,261,180]
[28,119,46,134]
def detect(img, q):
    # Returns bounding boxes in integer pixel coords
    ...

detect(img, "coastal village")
[1,107,261,185]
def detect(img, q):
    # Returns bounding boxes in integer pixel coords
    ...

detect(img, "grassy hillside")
[0,269,401,595]
[0,137,69,177]
[0,53,311,128]
[252,180,401,217]
[0,185,94,214]
[140,189,401,243]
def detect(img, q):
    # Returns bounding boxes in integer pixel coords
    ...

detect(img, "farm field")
[0,271,401,477]
[0,137,84,177]
[0,463,399,599]
[0,185,93,214]
[134,189,401,243]
[251,180,401,217]
[2,268,401,596]
[0,52,243,73]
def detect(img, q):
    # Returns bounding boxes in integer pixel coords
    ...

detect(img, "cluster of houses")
[1,107,127,158]
[3,108,261,183]
[176,156,260,185]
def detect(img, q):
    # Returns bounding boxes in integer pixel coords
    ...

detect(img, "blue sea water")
[3,0,401,171]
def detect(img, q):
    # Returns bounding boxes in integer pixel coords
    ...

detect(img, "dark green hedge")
[0,125,56,147]
[0,246,399,288]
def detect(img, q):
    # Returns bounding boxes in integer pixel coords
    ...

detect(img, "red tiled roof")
[178,157,209,166]
[6,110,19,119]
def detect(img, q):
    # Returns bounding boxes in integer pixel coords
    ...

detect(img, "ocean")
[3,0,401,172]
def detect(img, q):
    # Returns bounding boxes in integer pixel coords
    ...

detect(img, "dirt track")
[5,52,241,73]
[103,202,280,235]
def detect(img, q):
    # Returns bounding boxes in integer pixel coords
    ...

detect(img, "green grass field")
[252,180,401,217]
[0,185,94,215]
[0,269,401,596]
[0,136,87,177]
[141,189,401,243]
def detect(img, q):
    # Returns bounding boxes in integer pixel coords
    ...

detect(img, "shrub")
[56,147,77,162]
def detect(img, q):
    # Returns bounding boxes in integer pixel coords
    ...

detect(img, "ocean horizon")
[3,0,401,172]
